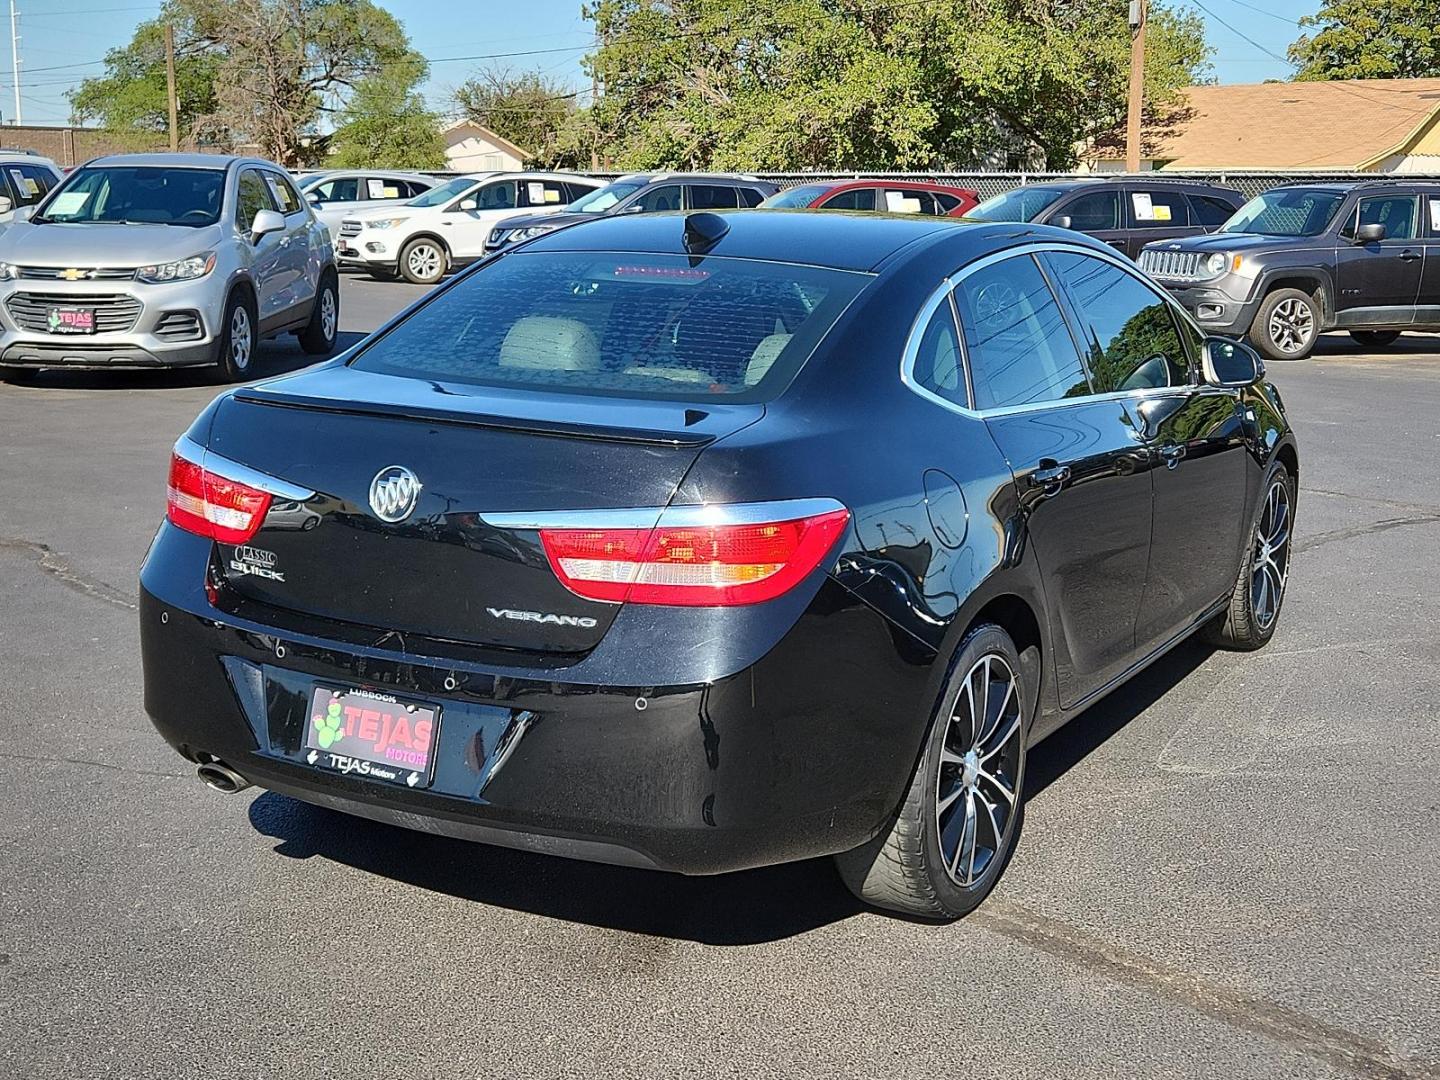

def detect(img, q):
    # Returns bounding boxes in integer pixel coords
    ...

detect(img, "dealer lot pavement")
[1,277,1436,1079]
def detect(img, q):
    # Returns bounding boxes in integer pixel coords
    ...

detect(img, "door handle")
[1032,464,1071,493]
[1399,249,1421,262]
[1158,443,1186,469]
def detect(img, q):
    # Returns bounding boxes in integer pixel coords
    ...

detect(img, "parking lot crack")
[0,750,188,779]
[0,536,137,611]
[972,902,1440,1080]
[1293,512,1440,555]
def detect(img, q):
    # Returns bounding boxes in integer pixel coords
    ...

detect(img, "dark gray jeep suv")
[1139,181,1440,360]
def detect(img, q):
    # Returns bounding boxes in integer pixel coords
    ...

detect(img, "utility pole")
[8,0,20,127]
[164,23,178,152]
[1125,0,1147,172]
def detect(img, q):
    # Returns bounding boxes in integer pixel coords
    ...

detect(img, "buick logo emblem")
[368,465,422,522]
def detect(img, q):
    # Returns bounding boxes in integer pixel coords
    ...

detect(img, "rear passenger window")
[1058,191,1119,230]
[909,297,966,407]
[1130,189,1188,228]
[883,189,936,215]
[521,179,568,208]
[821,188,877,211]
[688,184,740,209]
[1045,251,1190,392]
[953,254,1089,410]
[934,192,963,213]
[738,187,766,208]
[1190,195,1236,228]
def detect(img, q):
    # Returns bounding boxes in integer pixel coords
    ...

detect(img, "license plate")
[304,685,440,788]
[47,307,96,334]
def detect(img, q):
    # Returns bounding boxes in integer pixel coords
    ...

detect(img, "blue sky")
[9,0,1322,129]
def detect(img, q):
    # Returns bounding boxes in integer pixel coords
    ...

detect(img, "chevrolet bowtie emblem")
[58,268,89,281]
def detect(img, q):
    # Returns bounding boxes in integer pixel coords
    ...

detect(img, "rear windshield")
[349,251,870,402]
[37,166,225,226]
[972,186,1065,223]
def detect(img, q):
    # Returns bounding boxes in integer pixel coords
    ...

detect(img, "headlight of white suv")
[0,262,18,280]
[367,218,409,231]
[137,252,216,284]
[1204,252,1229,275]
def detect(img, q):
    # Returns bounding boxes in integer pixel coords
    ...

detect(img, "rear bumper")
[140,525,935,875]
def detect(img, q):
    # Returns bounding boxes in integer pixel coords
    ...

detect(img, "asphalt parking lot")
[1,274,1437,1080]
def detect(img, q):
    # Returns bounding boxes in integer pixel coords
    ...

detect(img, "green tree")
[330,58,447,168]
[574,0,1211,171]
[68,20,219,138]
[453,68,581,167]
[69,0,429,167]
[1290,0,1440,80]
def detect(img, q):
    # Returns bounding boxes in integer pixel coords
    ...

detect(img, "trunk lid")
[207,367,761,653]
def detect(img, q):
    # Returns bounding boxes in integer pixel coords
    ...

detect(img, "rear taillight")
[166,449,273,545]
[535,501,850,606]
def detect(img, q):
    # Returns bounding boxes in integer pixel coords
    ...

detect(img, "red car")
[760,178,979,216]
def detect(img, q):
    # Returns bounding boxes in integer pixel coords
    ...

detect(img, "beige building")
[1087,78,1440,172]
[442,120,529,172]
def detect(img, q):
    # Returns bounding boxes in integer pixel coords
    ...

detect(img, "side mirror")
[1052,214,1074,230]
[1202,337,1264,387]
[13,204,32,222]
[306,190,321,206]
[0,194,12,215]
[621,203,645,214]
[250,208,285,241]
[458,197,478,212]
[1355,222,1386,243]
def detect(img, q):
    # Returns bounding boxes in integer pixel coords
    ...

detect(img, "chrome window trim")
[173,434,316,501]
[480,497,846,532]
[900,241,1204,421]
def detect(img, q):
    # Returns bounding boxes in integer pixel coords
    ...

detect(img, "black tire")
[397,237,447,285]
[0,367,37,384]
[1204,461,1294,651]
[297,271,339,356]
[1249,287,1320,361]
[835,623,1028,920]
[1349,329,1400,348]
[210,288,259,384]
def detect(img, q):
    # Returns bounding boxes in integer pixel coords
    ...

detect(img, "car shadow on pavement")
[248,791,864,945]
[7,331,367,391]
[1026,637,1214,798]
[246,638,1216,945]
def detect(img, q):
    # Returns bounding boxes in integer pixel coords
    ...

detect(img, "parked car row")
[975,174,1440,361]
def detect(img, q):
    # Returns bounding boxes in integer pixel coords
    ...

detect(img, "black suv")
[1139,181,1440,360]
[484,172,778,254]
[971,178,1244,259]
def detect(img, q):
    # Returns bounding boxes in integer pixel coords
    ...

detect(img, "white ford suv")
[335,171,603,284]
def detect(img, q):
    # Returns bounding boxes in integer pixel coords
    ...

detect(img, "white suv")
[0,151,64,222]
[335,171,603,284]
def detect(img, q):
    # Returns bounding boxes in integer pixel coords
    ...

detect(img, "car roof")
[614,172,768,185]
[522,208,1023,272]
[87,152,253,169]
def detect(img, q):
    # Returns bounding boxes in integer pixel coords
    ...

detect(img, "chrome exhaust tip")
[197,760,251,794]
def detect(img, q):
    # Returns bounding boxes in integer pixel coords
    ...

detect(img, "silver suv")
[0,153,338,384]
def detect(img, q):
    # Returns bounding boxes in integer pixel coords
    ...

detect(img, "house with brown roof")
[1086,78,1440,172]
[442,120,530,172]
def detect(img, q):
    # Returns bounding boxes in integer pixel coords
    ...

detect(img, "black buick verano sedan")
[141,210,1298,919]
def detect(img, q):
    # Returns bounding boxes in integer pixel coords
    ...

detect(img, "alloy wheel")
[1267,297,1314,355]
[407,244,442,280]
[230,305,252,371]
[320,287,337,342]
[935,653,1023,887]
[1251,476,1291,630]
